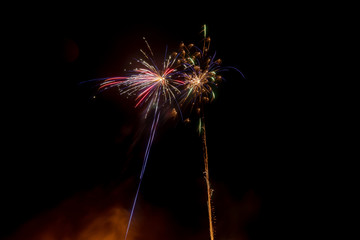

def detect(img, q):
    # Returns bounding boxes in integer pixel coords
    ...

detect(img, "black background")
[2,2,338,240]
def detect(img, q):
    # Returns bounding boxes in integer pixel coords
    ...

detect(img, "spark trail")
[201,114,215,240]
[124,108,160,240]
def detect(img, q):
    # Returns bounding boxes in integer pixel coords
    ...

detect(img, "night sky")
[2,3,332,240]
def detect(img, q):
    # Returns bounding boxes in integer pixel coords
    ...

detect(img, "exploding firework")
[98,38,184,118]
[178,25,219,240]
[93,39,185,240]
[178,26,243,119]
[179,42,220,105]
[177,25,244,240]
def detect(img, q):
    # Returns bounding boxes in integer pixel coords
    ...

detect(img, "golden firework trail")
[179,24,219,240]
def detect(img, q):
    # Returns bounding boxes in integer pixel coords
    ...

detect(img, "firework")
[178,25,217,240]
[178,28,243,115]
[98,39,184,118]
[94,39,185,240]
[178,25,244,240]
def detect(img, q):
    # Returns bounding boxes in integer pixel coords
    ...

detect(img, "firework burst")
[98,39,184,118]
[177,31,223,118]
[92,39,186,240]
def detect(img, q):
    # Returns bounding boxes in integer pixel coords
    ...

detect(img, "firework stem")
[201,113,215,240]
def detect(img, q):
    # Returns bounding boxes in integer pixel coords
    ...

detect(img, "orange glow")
[7,185,178,240]
[6,183,260,240]
[6,185,139,240]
